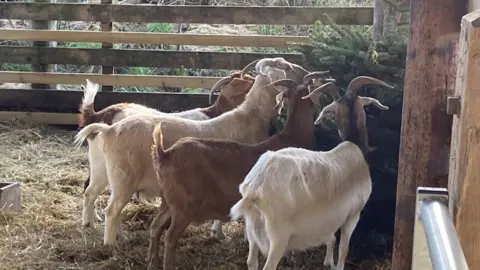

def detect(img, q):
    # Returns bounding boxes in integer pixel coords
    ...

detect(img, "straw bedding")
[0,120,390,270]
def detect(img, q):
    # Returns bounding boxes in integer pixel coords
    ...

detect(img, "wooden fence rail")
[0,4,374,25]
[0,88,210,113]
[0,46,304,69]
[0,29,311,47]
[0,71,220,88]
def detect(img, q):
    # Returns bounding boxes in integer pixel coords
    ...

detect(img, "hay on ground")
[0,120,391,270]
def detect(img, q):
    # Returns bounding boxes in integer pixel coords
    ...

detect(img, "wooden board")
[0,29,311,47]
[0,46,305,69]
[100,0,113,91]
[0,88,211,113]
[0,71,221,88]
[448,9,480,269]
[0,111,79,125]
[390,0,466,269]
[0,4,374,25]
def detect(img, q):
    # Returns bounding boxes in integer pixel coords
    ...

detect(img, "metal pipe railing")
[412,187,469,270]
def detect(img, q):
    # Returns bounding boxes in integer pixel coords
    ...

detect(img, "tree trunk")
[391,0,466,269]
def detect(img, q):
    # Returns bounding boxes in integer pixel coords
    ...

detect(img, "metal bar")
[420,199,469,270]
[413,187,469,270]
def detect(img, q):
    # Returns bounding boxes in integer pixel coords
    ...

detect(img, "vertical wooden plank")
[468,0,480,12]
[101,0,113,92]
[371,0,384,41]
[391,0,466,269]
[448,10,480,269]
[31,0,57,90]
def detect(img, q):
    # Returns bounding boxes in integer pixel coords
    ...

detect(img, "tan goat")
[78,73,254,227]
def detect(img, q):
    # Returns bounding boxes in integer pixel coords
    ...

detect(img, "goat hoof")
[211,229,225,240]
[323,263,335,270]
[94,214,103,222]
[147,255,161,270]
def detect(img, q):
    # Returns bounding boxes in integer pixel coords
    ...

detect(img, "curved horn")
[266,79,298,90]
[302,71,331,85]
[240,59,261,78]
[291,63,310,75]
[346,76,394,97]
[208,76,233,105]
[302,82,340,101]
[273,57,294,71]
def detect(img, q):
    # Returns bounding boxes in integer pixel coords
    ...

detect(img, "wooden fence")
[0,2,374,124]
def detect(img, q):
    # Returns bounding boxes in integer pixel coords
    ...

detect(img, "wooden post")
[371,0,384,41]
[391,0,466,269]
[447,10,480,269]
[31,0,57,90]
[101,0,113,92]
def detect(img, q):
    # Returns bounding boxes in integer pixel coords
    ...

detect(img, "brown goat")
[147,76,336,270]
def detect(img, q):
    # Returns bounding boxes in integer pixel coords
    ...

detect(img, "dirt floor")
[0,121,391,270]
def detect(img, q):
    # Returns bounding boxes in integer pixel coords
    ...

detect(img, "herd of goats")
[72,57,394,270]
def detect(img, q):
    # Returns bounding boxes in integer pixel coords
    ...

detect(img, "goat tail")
[230,196,257,221]
[78,79,100,128]
[152,123,167,162]
[73,123,110,149]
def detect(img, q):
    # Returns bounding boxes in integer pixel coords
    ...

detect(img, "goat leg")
[147,206,171,268]
[323,234,336,270]
[163,215,190,270]
[210,220,225,239]
[336,214,360,270]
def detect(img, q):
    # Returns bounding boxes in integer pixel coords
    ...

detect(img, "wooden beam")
[0,4,374,25]
[0,88,210,113]
[468,0,480,12]
[391,0,466,269]
[0,29,311,47]
[100,0,113,91]
[0,46,305,69]
[448,9,480,269]
[31,0,58,90]
[0,111,79,125]
[0,71,221,88]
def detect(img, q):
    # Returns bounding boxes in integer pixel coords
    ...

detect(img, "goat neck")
[312,76,393,157]
[267,86,317,150]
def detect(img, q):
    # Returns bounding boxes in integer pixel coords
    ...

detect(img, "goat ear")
[225,78,254,95]
[262,66,287,82]
[314,102,337,125]
[273,91,286,114]
[358,96,389,110]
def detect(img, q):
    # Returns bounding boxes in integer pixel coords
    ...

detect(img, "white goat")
[74,59,309,246]
[230,76,393,270]
[79,72,254,227]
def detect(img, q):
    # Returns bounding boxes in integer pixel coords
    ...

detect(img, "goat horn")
[346,76,394,97]
[302,71,330,85]
[208,76,234,105]
[302,82,340,101]
[240,59,261,78]
[291,63,309,75]
[266,79,298,89]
